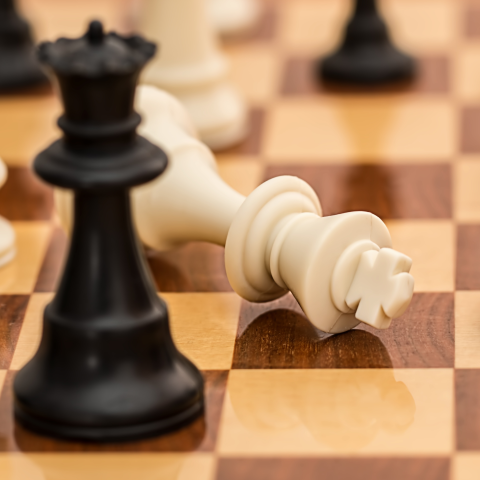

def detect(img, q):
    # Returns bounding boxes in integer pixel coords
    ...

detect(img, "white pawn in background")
[137,0,248,151]
[208,0,261,36]
[0,159,16,267]
[56,86,414,335]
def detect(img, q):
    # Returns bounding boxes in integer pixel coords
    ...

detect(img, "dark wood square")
[265,164,451,219]
[0,167,53,221]
[457,225,480,290]
[216,458,450,480]
[233,293,453,369]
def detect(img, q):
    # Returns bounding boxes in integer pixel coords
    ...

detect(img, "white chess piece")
[0,159,16,267]
[208,0,261,35]
[56,86,414,334]
[137,0,248,151]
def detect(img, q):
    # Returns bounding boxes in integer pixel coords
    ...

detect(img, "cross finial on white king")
[345,248,414,330]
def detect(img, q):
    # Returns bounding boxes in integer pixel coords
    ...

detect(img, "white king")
[56,86,414,334]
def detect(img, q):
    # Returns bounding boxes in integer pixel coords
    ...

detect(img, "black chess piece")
[13,21,204,442]
[0,0,48,90]
[317,0,415,85]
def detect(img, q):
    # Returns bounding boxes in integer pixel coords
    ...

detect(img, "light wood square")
[454,47,480,103]
[164,293,241,370]
[455,291,480,369]
[278,0,349,55]
[218,369,453,455]
[385,220,455,292]
[20,0,126,41]
[216,157,264,196]
[0,96,60,167]
[383,0,458,54]
[0,222,51,295]
[454,453,480,480]
[225,45,282,105]
[263,97,455,163]
[11,292,241,371]
[454,159,480,223]
[0,453,215,480]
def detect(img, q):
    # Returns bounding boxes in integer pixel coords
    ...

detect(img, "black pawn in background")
[0,0,48,90]
[317,0,415,85]
[13,21,204,442]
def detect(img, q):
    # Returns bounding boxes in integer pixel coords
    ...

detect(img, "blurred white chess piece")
[56,86,414,334]
[208,0,261,35]
[0,159,15,267]
[138,0,248,151]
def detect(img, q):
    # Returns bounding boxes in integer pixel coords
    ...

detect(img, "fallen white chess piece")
[0,159,15,268]
[208,0,261,36]
[137,0,248,151]
[56,86,414,334]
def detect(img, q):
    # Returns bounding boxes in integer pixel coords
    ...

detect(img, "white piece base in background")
[0,216,16,268]
[208,0,261,35]
[175,82,248,151]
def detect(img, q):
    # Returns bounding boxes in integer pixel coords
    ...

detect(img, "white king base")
[208,0,261,36]
[56,86,414,334]
[138,0,248,151]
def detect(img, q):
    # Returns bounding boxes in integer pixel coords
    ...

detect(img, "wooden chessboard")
[1,0,478,478]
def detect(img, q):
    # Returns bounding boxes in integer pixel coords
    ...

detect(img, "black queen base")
[13,22,204,442]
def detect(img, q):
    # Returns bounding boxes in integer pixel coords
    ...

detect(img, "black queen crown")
[35,20,164,189]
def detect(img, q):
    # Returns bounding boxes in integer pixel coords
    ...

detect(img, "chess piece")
[208,0,261,36]
[58,86,414,334]
[0,159,16,266]
[138,0,248,150]
[0,0,48,90]
[318,0,415,84]
[14,23,204,442]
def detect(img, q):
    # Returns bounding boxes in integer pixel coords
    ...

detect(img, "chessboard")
[0,0,477,478]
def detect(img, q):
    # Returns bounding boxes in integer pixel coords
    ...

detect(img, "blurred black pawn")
[0,0,48,91]
[317,0,415,85]
[13,21,204,442]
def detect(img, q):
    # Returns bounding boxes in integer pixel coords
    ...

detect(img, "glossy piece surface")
[0,0,473,478]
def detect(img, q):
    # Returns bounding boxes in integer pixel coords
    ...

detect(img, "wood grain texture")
[34,227,68,293]
[265,164,452,219]
[216,458,450,480]
[146,243,232,293]
[281,57,450,96]
[234,294,453,369]
[0,296,29,369]
[457,225,480,290]
[456,369,480,451]
[234,295,393,369]
[0,370,228,452]
[360,293,454,368]
[0,167,53,221]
